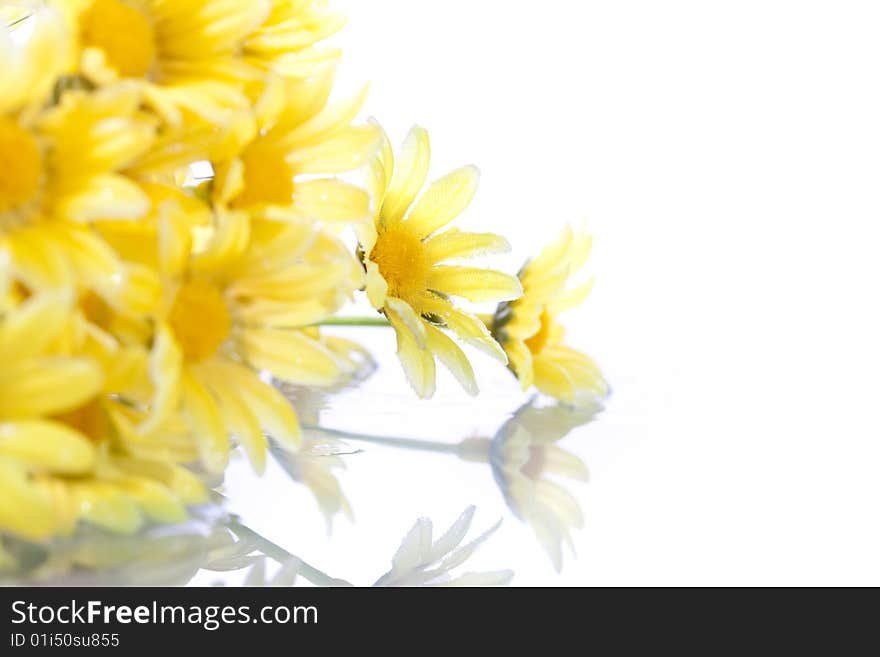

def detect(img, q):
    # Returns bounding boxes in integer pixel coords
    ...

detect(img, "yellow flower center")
[232,142,295,208]
[0,117,42,225]
[370,224,430,302]
[525,309,553,354]
[81,291,113,330]
[81,0,157,78]
[55,400,109,445]
[168,279,232,362]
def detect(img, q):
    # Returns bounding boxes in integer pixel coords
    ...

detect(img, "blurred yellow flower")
[0,289,206,541]
[359,125,522,398]
[0,83,168,302]
[211,76,377,223]
[490,225,607,405]
[67,0,268,124]
[144,212,363,474]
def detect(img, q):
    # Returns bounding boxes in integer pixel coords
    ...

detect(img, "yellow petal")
[6,227,72,291]
[386,297,426,348]
[505,339,535,390]
[405,165,479,238]
[381,125,430,225]
[542,346,608,397]
[388,313,435,398]
[191,208,250,272]
[0,420,96,475]
[278,84,369,149]
[207,360,301,451]
[533,358,576,403]
[364,261,388,309]
[157,202,193,278]
[205,375,267,474]
[287,125,379,174]
[0,460,55,540]
[424,325,477,396]
[0,357,103,418]
[0,292,71,364]
[57,173,150,222]
[425,228,510,263]
[445,309,508,364]
[550,279,595,314]
[52,225,124,299]
[240,328,340,386]
[73,482,143,535]
[114,457,207,505]
[428,266,523,303]
[108,474,187,524]
[181,370,229,474]
[366,119,395,209]
[141,324,182,434]
[292,179,370,222]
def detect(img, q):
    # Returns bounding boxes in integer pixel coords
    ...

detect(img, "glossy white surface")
[202,0,880,586]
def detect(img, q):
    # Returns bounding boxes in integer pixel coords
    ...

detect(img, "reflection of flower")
[489,225,607,405]
[374,506,512,586]
[334,398,603,572]
[1,510,230,585]
[483,400,601,571]
[1,504,511,587]
[358,125,522,398]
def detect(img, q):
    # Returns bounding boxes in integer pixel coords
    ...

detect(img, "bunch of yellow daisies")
[0,0,606,544]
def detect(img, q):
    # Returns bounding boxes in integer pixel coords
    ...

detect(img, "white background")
[221,1,880,586]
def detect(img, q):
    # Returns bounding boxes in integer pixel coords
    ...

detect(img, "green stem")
[227,519,351,587]
[313,316,391,327]
[304,426,462,456]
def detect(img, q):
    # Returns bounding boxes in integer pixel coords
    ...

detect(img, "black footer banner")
[0,587,872,650]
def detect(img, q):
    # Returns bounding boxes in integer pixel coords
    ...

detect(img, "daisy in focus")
[489,225,607,406]
[359,126,522,398]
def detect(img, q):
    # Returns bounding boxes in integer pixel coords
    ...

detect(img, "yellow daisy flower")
[144,209,363,475]
[66,0,269,125]
[0,83,160,298]
[211,75,377,224]
[0,290,206,541]
[359,125,522,398]
[489,225,608,405]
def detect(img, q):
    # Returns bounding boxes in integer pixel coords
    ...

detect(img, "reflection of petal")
[374,506,512,586]
[489,398,602,571]
[269,442,353,532]
[1,510,234,586]
[304,440,362,457]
